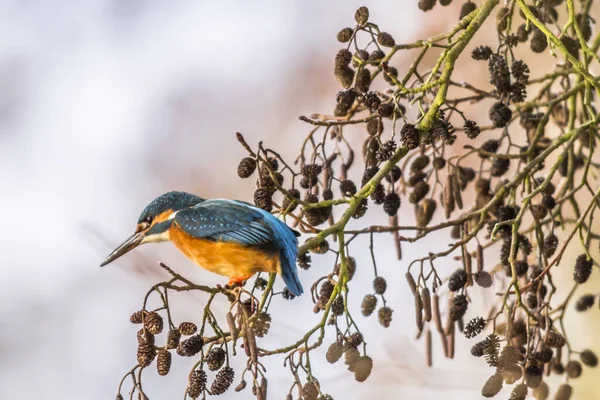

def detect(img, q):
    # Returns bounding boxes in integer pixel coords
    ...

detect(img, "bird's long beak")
[100,231,145,267]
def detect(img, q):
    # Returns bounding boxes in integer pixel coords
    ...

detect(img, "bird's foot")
[226,275,252,290]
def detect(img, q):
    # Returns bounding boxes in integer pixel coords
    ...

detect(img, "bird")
[100,191,303,296]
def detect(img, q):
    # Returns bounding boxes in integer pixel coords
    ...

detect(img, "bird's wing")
[173,199,273,246]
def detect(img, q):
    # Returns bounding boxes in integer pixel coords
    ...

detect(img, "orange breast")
[169,224,279,278]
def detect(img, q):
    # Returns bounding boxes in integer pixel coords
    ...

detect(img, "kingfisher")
[100,191,303,296]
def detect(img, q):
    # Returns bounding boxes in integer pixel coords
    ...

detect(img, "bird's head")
[100,191,204,267]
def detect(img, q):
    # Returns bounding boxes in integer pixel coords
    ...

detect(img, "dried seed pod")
[237,157,257,178]
[378,306,393,328]
[532,381,549,400]
[355,6,369,25]
[373,276,387,295]
[383,192,401,216]
[137,329,155,346]
[157,349,172,376]
[177,334,204,357]
[574,254,593,284]
[459,1,477,21]
[377,32,395,47]
[137,342,156,367]
[463,317,485,338]
[496,7,509,32]
[354,356,373,382]
[205,347,226,371]
[416,198,437,227]
[344,346,360,370]
[489,102,512,128]
[143,312,164,335]
[525,364,542,388]
[450,295,468,321]
[510,383,528,400]
[400,123,419,150]
[566,360,582,378]
[472,46,493,61]
[326,342,343,364]
[471,341,486,357]
[544,330,566,348]
[409,181,430,204]
[575,294,595,311]
[530,28,548,53]
[301,381,319,400]
[166,329,181,349]
[554,384,572,400]
[414,290,424,331]
[580,349,598,367]
[346,332,363,349]
[361,294,377,316]
[475,271,493,288]
[179,322,198,336]
[211,366,235,395]
[130,310,146,324]
[448,269,468,291]
[337,27,353,43]
[421,288,432,322]
[418,0,436,11]
[188,369,207,398]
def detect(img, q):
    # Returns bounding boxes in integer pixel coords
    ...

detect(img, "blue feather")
[174,199,303,296]
[253,208,303,296]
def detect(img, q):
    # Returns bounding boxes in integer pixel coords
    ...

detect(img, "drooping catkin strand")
[463,245,473,286]
[245,324,258,363]
[452,172,463,209]
[421,287,432,322]
[405,272,417,295]
[414,290,424,332]
[443,173,455,218]
[445,297,454,335]
[476,244,484,273]
[433,294,443,333]
[425,329,432,367]
[226,312,239,341]
[390,215,402,260]
[447,321,455,359]
[439,327,449,358]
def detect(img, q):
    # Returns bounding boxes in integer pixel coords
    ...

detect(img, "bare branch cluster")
[115,1,600,399]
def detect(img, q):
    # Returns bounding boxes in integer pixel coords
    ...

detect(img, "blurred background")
[1,1,598,399]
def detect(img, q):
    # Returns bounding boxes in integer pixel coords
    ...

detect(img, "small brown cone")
[354,356,373,382]
[143,312,164,335]
[326,342,344,364]
[210,366,234,395]
[137,343,156,367]
[481,372,503,397]
[157,349,172,376]
[554,384,572,400]
[179,321,198,336]
[130,310,146,324]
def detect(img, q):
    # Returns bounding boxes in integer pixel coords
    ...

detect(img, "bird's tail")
[263,214,303,296]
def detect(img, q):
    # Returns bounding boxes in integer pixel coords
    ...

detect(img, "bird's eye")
[145,216,153,224]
